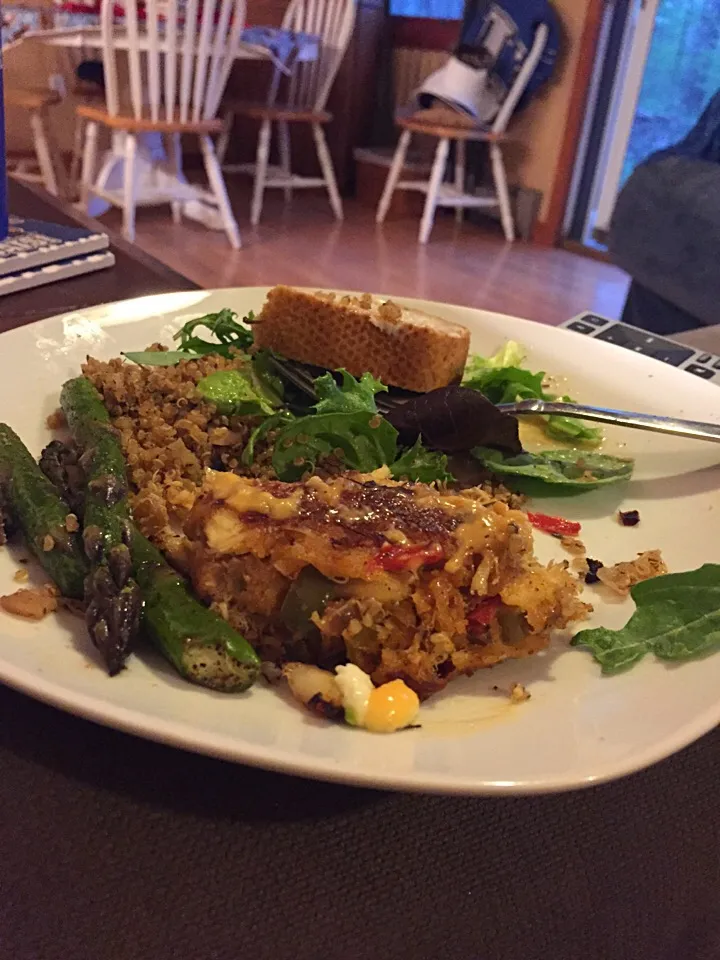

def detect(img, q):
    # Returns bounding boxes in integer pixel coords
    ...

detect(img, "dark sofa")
[609,93,720,335]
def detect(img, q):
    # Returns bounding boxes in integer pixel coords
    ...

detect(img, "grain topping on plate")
[595,550,667,595]
[1,583,59,620]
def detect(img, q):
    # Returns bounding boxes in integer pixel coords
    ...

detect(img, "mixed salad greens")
[125,309,634,494]
[462,341,604,446]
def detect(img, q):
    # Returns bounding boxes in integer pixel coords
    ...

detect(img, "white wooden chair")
[376,23,549,244]
[4,85,65,195]
[3,4,67,196]
[216,0,355,226]
[77,0,245,247]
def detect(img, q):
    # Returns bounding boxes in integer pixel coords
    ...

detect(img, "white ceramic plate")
[1,288,719,795]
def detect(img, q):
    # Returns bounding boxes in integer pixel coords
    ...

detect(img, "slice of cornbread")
[253,286,471,393]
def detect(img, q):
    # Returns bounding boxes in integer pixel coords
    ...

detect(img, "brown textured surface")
[254,286,471,392]
[1,682,720,960]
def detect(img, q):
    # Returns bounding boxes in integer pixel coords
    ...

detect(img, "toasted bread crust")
[253,287,471,393]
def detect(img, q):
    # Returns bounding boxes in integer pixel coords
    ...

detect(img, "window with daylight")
[389,0,463,20]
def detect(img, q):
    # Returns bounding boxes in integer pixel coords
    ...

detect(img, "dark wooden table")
[1,184,720,960]
[1,180,198,334]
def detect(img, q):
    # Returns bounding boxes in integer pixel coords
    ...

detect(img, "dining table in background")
[0,190,719,960]
[19,22,320,228]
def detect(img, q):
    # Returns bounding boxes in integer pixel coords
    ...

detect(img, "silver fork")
[267,356,720,443]
[499,399,720,444]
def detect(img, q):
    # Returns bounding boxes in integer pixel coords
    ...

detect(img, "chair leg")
[166,133,183,224]
[122,133,139,242]
[29,110,59,197]
[216,109,234,167]
[376,128,411,224]
[419,137,449,244]
[490,142,515,242]
[200,134,241,250]
[454,139,466,225]
[312,123,343,221]
[251,117,272,227]
[278,120,292,203]
[80,119,99,210]
[69,116,85,197]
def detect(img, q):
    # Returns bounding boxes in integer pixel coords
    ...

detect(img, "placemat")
[0,682,718,960]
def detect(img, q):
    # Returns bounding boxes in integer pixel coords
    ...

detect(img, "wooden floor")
[107,186,630,327]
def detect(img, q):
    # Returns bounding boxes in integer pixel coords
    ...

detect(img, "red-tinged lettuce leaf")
[385,385,521,455]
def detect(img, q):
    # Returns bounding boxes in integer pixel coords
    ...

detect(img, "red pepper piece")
[526,511,581,537]
[467,595,501,628]
[371,542,445,572]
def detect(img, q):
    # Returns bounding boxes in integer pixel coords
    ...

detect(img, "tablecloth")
[1,678,719,960]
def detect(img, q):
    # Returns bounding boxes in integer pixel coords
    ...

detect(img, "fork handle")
[501,399,720,444]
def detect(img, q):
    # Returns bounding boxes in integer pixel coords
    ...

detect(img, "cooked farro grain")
[83,351,275,542]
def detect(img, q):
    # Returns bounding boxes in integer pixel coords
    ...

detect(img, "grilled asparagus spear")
[60,377,141,675]
[59,377,259,690]
[131,530,260,691]
[0,424,88,598]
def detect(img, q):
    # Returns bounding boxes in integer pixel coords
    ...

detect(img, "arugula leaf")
[390,438,453,484]
[272,411,398,481]
[196,369,280,417]
[123,351,191,367]
[173,308,255,357]
[313,369,387,415]
[265,370,395,480]
[242,411,294,466]
[571,564,720,674]
[472,447,634,489]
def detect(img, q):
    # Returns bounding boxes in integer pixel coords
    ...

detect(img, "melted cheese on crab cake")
[183,468,589,699]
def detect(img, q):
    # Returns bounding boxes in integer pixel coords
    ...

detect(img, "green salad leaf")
[196,369,281,417]
[269,368,396,480]
[123,350,192,367]
[173,308,255,357]
[472,447,634,489]
[390,437,453,484]
[545,406,604,445]
[258,370,449,484]
[464,341,526,377]
[463,341,603,446]
[241,411,294,467]
[571,565,720,674]
[465,365,546,404]
[123,310,256,367]
[313,369,387,415]
[272,411,398,481]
